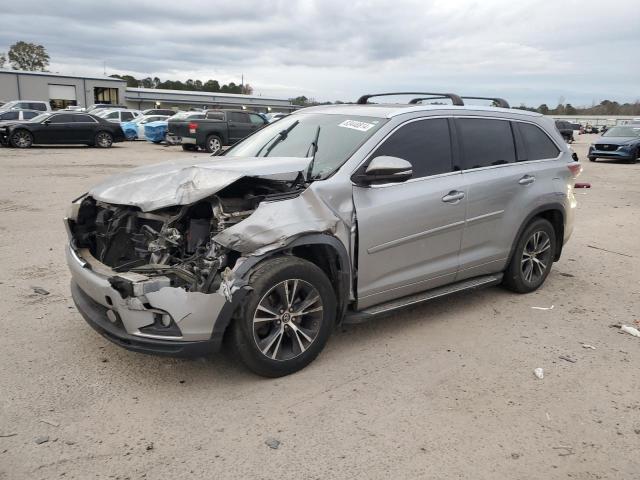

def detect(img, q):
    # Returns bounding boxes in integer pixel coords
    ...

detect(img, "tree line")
[108,74,253,95]
[513,100,640,116]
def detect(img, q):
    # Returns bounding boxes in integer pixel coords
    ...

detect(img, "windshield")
[225,113,387,179]
[603,126,640,138]
[30,113,53,123]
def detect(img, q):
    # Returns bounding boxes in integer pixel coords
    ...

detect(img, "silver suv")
[65,92,580,377]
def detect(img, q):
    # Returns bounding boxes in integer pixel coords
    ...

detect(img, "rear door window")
[73,114,97,123]
[229,112,249,123]
[456,118,516,169]
[50,114,75,123]
[517,123,560,161]
[28,102,47,111]
[0,111,19,120]
[370,118,453,178]
[121,111,134,121]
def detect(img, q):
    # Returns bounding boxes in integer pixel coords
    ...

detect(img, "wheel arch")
[212,234,351,345]
[508,203,566,265]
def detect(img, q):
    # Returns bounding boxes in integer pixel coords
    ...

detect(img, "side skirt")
[344,273,503,324]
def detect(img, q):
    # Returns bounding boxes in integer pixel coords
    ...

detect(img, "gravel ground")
[0,135,638,479]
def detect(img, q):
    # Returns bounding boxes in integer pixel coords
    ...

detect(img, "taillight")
[567,163,582,178]
[188,122,198,134]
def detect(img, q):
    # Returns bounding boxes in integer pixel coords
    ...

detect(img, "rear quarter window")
[517,123,560,161]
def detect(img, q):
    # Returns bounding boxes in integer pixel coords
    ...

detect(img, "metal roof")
[125,87,290,103]
[0,69,126,83]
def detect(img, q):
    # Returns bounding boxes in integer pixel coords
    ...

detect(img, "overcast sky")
[1,0,638,106]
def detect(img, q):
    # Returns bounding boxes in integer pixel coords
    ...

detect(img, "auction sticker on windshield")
[338,119,376,132]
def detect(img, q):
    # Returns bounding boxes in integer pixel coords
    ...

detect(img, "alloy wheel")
[252,279,323,361]
[12,131,31,148]
[521,230,552,284]
[208,137,221,153]
[96,132,112,148]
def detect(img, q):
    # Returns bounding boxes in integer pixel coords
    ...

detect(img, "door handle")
[442,191,465,203]
[518,175,536,185]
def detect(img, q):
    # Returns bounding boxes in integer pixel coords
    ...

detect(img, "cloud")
[0,0,638,105]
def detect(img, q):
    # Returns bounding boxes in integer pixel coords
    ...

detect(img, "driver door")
[353,118,466,309]
[38,113,76,143]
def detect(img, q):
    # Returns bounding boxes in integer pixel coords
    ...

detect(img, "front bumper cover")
[66,243,244,356]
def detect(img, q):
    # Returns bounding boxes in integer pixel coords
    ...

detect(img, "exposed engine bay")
[70,178,302,294]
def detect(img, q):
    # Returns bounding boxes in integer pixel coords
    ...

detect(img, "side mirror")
[352,156,413,185]
[43,119,51,125]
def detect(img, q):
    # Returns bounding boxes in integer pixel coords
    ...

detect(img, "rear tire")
[10,129,33,148]
[205,135,222,154]
[231,257,336,377]
[95,131,113,148]
[182,144,197,151]
[589,157,596,162]
[503,218,556,294]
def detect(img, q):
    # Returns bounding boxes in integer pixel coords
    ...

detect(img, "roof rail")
[357,92,464,106]
[461,96,510,108]
[409,96,454,104]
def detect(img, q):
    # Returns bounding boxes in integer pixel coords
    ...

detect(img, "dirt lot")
[0,136,638,479]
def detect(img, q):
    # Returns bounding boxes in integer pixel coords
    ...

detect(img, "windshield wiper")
[305,126,321,182]
[257,120,300,157]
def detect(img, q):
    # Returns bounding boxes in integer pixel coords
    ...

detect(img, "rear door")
[455,116,561,279]
[72,114,98,142]
[353,117,466,308]
[227,111,253,142]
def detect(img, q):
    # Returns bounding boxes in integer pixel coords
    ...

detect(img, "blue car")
[588,125,640,163]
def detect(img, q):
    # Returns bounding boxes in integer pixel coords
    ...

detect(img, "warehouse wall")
[0,71,126,108]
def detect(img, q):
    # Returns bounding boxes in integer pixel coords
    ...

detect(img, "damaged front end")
[66,176,305,354]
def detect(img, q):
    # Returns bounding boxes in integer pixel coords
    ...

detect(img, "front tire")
[232,257,336,377]
[10,129,33,148]
[589,157,596,162]
[503,218,556,293]
[95,131,113,148]
[205,135,222,154]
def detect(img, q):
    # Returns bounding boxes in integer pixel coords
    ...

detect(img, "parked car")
[0,109,41,121]
[588,125,640,163]
[65,91,580,377]
[168,109,268,153]
[165,112,205,144]
[0,112,125,148]
[142,109,177,116]
[86,104,128,113]
[121,115,170,140]
[555,120,574,143]
[266,112,288,123]
[0,100,51,112]
[96,109,142,123]
[143,121,170,143]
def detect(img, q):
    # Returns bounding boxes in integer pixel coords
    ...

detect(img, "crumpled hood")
[89,156,311,211]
